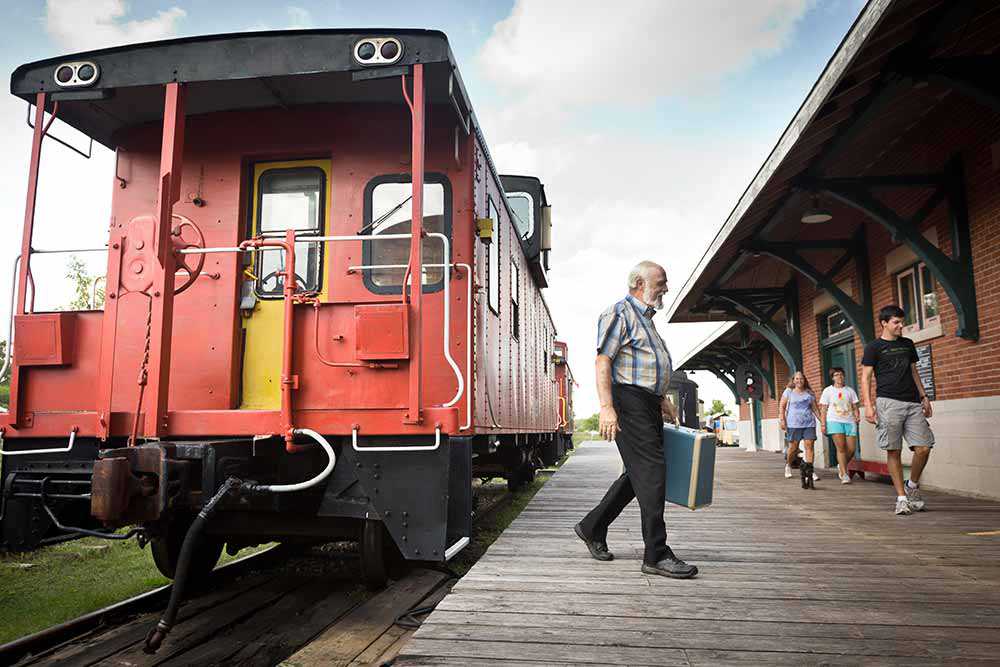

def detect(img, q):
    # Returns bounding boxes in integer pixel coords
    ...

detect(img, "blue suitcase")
[663,424,717,510]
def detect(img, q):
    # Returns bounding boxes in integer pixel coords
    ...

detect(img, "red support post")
[6,94,48,428]
[280,229,298,451]
[143,83,186,437]
[405,63,425,424]
[16,94,46,316]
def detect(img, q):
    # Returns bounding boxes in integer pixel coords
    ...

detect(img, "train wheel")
[150,514,224,583]
[360,519,405,590]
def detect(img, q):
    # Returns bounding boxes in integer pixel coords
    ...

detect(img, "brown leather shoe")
[574,523,613,561]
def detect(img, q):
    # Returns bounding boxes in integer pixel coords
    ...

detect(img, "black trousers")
[578,384,667,565]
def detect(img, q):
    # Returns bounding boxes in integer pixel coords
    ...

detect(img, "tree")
[576,413,599,432]
[65,256,105,310]
[709,399,730,416]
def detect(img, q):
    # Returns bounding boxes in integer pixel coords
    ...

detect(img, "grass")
[0,536,268,645]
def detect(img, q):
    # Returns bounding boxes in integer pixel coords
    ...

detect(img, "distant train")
[1,29,572,591]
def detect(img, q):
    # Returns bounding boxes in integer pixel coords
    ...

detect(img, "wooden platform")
[397,441,1000,665]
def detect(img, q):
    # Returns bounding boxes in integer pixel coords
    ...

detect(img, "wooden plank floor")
[397,441,1000,666]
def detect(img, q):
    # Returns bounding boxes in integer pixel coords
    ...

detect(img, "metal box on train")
[663,424,717,510]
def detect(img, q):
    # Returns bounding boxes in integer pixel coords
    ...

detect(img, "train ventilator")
[0,30,572,602]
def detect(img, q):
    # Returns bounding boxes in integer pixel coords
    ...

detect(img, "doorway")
[240,159,332,409]
[819,307,859,467]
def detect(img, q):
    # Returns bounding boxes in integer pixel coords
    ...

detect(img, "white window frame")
[896,261,942,341]
[506,192,534,240]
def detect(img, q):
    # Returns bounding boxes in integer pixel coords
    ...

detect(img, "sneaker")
[894,498,912,515]
[840,473,851,485]
[784,465,793,479]
[906,484,927,511]
[812,471,820,482]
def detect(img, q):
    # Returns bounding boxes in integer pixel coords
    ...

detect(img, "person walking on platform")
[573,261,698,579]
[779,371,825,488]
[861,305,935,516]
[820,367,861,484]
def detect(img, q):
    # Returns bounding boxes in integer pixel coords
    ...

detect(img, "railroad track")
[1,479,518,667]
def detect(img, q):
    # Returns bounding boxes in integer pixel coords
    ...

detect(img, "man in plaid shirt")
[574,261,698,579]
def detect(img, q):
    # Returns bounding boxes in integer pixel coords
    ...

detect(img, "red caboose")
[1,30,569,588]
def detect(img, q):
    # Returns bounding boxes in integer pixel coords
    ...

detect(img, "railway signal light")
[353,37,403,66]
[53,61,100,87]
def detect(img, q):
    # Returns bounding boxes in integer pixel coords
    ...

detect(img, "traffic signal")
[736,363,763,400]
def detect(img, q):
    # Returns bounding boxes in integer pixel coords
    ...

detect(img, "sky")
[0,0,867,418]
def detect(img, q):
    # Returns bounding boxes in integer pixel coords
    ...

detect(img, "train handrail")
[181,232,468,431]
[1,428,77,457]
[346,260,473,431]
[2,247,109,383]
[351,426,441,452]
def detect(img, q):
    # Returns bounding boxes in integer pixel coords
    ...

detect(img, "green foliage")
[575,413,599,432]
[64,256,105,311]
[709,399,730,416]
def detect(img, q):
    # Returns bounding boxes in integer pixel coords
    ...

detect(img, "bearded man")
[573,261,698,579]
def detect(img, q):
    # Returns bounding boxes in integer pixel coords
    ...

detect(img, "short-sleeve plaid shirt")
[596,294,673,397]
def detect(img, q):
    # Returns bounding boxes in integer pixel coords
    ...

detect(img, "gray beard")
[642,288,663,310]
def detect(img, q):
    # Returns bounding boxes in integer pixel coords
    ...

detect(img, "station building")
[668,0,1000,499]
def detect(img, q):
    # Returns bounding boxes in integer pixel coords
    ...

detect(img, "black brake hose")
[143,476,243,654]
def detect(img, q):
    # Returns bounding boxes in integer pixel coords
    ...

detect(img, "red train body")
[1,30,571,585]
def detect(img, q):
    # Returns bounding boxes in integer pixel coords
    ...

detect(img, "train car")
[552,340,575,458]
[0,29,570,596]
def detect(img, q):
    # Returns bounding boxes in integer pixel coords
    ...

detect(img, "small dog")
[800,462,815,490]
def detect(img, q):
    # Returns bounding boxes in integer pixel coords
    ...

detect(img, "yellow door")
[240,160,332,409]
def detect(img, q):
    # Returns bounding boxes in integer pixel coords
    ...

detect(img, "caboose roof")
[9,29,474,149]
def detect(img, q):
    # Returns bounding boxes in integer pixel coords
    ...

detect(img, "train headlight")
[353,37,403,66]
[52,61,100,88]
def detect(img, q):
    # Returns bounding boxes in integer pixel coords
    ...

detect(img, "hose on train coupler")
[143,476,244,654]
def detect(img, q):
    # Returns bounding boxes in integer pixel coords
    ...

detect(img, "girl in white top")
[819,367,861,484]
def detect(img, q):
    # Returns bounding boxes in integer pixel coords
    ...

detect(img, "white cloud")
[475,0,810,415]
[479,0,809,106]
[45,0,185,52]
[286,6,313,29]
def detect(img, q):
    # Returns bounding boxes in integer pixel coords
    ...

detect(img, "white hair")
[627,261,663,290]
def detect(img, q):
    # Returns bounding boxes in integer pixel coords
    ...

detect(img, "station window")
[505,192,534,239]
[895,262,940,335]
[362,174,452,294]
[510,258,520,340]
[255,167,325,298]
[488,197,500,314]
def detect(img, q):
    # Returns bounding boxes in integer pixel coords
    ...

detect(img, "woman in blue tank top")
[779,371,826,489]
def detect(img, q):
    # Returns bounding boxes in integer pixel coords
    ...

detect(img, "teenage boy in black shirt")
[861,305,935,516]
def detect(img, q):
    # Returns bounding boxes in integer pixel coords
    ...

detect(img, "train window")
[506,192,533,239]
[255,167,325,298]
[487,197,500,314]
[511,258,520,339]
[362,174,452,294]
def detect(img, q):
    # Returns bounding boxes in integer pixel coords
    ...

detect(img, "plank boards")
[396,442,1000,665]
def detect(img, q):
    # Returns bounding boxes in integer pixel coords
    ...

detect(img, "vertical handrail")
[1,255,21,383]
[404,63,425,424]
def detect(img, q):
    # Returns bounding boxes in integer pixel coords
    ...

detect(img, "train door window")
[506,192,533,239]
[487,197,500,314]
[510,258,520,339]
[362,174,452,294]
[255,167,325,297]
